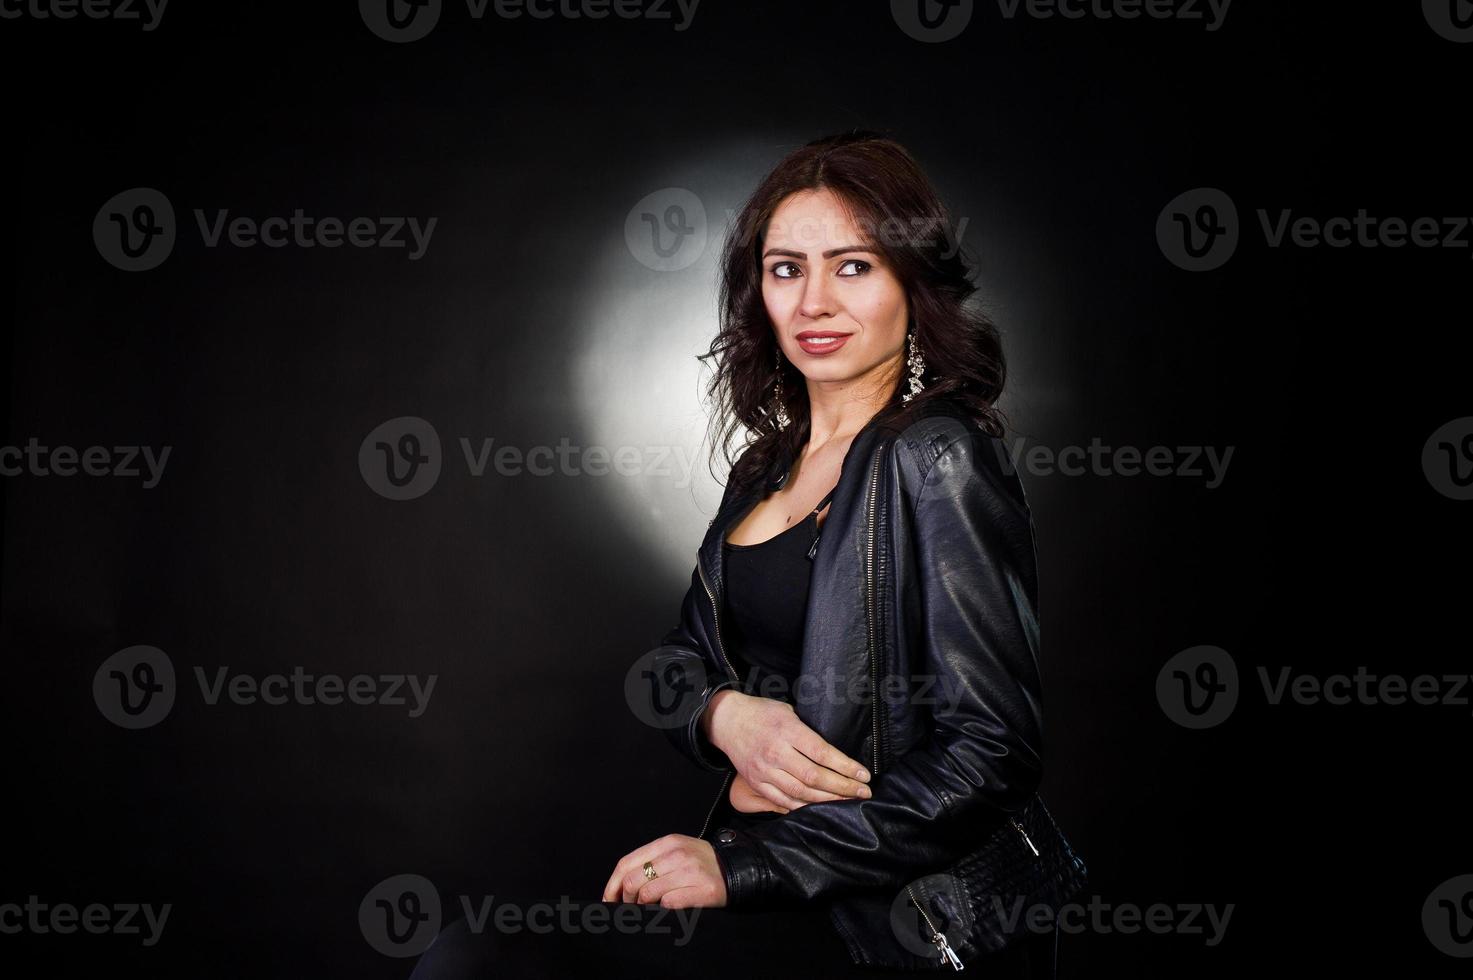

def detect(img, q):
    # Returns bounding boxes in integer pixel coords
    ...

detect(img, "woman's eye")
[837,259,870,277]
[770,262,801,279]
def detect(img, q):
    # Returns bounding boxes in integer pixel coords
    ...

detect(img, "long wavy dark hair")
[699,130,1008,491]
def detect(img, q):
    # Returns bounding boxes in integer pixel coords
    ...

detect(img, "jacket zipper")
[906,882,965,970]
[696,557,741,841]
[869,443,1033,970]
[862,446,966,968]
[696,769,734,842]
[697,558,741,685]
[904,816,1038,970]
[864,444,884,775]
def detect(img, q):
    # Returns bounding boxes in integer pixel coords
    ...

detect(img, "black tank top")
[720,480,838,704]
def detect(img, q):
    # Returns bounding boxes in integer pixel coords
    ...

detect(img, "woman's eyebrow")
[761,245,875,260]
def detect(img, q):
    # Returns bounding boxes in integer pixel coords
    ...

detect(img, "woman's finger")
[729,773,788,814]
[769,761,850,805]
[753,780,805,811]
[790,730,872,793]
[601,835,674,902]
[631,858,689,906]
[780,746,872,801]
[620,843,683,903]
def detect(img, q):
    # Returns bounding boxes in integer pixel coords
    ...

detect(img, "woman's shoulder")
[885,394,1012,480]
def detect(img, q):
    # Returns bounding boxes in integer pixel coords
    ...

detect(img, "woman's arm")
[648,463,872,801]
[650,564,744,773]
[711,428,1045,906]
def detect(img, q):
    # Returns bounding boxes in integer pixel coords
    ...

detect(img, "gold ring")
[642,861,658,881]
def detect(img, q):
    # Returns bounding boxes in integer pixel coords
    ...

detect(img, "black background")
[2,1,1469,977]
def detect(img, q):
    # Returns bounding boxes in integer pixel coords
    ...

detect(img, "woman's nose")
[798,276,836,320]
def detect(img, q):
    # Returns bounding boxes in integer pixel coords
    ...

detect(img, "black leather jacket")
[649,393,1046,969]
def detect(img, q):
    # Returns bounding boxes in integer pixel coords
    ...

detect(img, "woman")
[413,132,1083,979]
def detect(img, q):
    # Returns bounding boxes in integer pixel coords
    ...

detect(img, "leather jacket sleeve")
[713,429,1045,906]
[647,467,746,774]
[650,571,741,773]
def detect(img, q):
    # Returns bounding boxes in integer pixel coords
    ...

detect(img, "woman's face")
[761,188,909,396]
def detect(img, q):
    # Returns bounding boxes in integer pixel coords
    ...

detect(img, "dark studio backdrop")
[1,2,1469,977]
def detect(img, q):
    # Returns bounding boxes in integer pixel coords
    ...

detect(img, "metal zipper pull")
[933,931,965,971]
[1011,817,1039,857]
[908,886,965,971]
[806,530,821,559]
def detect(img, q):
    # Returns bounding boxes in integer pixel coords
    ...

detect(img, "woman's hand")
[601,834,726,908]
[728,773,788,814]
[704,690,872,812]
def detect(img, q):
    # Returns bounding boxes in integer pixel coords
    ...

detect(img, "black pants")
[406,900,1059,979]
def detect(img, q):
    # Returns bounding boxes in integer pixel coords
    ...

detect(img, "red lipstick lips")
[795,330,852,356]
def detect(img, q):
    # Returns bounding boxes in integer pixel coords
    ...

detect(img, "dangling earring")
[772,346,792,429]
[902,328,926,403]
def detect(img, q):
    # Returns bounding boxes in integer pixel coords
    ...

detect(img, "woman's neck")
[804,355,903,451]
